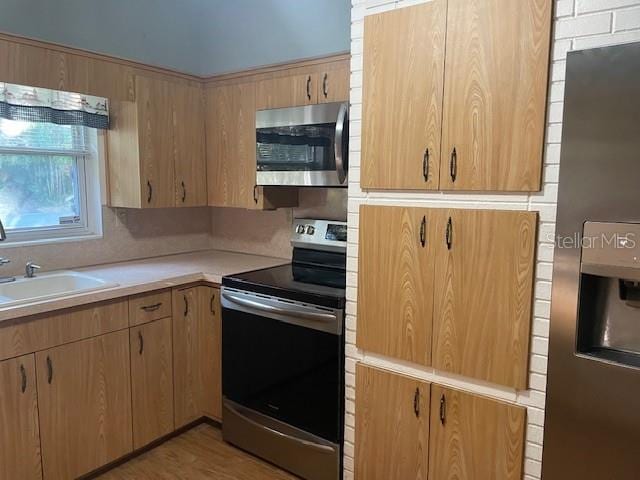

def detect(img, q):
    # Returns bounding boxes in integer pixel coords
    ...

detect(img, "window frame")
[0,125,102,246]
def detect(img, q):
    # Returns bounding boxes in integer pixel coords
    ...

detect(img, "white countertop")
[0,250,287,323]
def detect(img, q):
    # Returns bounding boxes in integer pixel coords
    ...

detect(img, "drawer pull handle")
[181,181,186,203]
[322,73,328,98]
[439,394,446,425]
[446,217,453,250]
[20,364,27,393]
[423,147,429,182]
[138,331,144,355]
[184,296,189,317]
[450,147,457,183]
[210,294,216,315]
[147,180,153,203]
[46,356,53,385]
[306,75,312,101]
[413,387,420,418]
[141,302,162,312]
[419,216,427,248]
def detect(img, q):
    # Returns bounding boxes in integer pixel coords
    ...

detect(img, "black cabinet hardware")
[423,147,430,181]
[46,356,53,385]
[439,394,446,425]
[446,217,453,250]
[141,302,162,312]
[413,387,421,418]
[147,180,153,203]
[450,147,457,182]
[420,216,427,247]
[138,331,144,355]
[20,364,27,393]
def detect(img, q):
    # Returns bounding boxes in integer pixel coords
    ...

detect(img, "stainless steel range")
[221,219,346,480]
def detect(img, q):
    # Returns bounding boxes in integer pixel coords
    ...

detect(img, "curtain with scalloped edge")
[0,82,109,129]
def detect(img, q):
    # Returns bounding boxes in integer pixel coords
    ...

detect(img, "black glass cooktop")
[222,250,346,309]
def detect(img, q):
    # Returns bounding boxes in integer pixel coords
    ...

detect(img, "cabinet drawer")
[0,299,129,362]
[129,290,172,326]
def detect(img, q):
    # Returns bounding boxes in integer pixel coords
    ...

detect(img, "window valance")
[0,82,109,129]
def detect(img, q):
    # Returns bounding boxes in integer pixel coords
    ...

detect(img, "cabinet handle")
[446,217,453,250]
[322,73,328,98]
[138,331,144,355]
[253,185,259,204]
[423,147,430,182]
[20,364,27,393]
[210,293,216,315]
[413,387,420,418]
[419,216,427,248]
[306,75,312,101]
[184,295,189,317]
[439,394,446,425]
[450,147,457,183]
[181,181,186,203]
[141,302,162,312]
[147,180,153,203]
[46,356,53,385]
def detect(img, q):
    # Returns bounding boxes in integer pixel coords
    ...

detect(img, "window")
[0,118,102,244]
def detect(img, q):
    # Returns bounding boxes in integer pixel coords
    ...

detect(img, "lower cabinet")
[354,365,525,480]
[36,330,133,480]
[0,354,42,480]
[173,285,222,427]
[130,316,175,449]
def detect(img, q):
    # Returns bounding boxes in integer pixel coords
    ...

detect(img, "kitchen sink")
[0,271,118,307]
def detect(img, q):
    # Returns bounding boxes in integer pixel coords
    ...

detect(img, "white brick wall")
[344,1,640,479]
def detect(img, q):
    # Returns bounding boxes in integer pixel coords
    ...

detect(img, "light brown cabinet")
[357,205,443,366]
[255,73,318,110]
[361,0,551,192]
[355,364,430,480]
[0,354,42,480]
[431,209,537,389]
[108,75,207,208]
[318,65,350,103]
[36,330,132,480]
[205,81,297,210]
[172,285,222,426]
[357,205,536,389]
[429,385,525,480]
[361,1,446,191]
[130,316,174,449]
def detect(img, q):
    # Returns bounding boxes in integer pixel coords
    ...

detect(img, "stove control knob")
[305,225,315,235]
[296,224,305,234]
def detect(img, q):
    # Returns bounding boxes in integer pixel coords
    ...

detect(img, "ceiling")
[0,0,351,77]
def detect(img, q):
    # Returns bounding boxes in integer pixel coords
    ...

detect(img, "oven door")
[221,287,344,444]
[256,102,348,187]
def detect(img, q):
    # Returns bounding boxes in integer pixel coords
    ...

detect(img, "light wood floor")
[97,424,298,479]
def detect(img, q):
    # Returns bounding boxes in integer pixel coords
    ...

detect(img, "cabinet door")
[429,386,525,480]
[173,82,207,207]
[355,364,430,480]
[199,286,222,421]
[255,73,318,110]
[130,316,174,449]
[440,0,552,191]
[318,64,350,103]
[206,82,257,209]
[0,354,42,480]
[432,209,536,389]
[136,75,175,207]
[357,205,444,366]
[36,330,132,480]
[361,1,446,190]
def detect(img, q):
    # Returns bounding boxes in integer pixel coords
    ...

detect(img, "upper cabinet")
[108,75,207,208]
[256,73,318,109]
[318,64,350,103]
[361,0,552,192]
[361,1,446,190]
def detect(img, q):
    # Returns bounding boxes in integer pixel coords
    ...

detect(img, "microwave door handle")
[334,103,348,185]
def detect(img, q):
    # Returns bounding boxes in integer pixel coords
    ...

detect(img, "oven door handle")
[222,290,336,323]
[225,401,336,454]
[334,102,348,185]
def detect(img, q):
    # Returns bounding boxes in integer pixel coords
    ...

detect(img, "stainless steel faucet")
[0,257,15,283]
[25,261,41,278]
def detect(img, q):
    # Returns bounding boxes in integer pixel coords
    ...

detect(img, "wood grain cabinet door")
[355,364,430,480]
[432,209,537,389]
[130,316,174,449]
[318,64,350,103]
[199,286,222,421]
[429,385,525,480]
[0,354,42,480]
[440,0,552,191]
[357,205,445,366]
[173,82,207,207]
[255,73,318,109]
[361,1,446,190]
[36,330,133,480]
[136,75,175,207]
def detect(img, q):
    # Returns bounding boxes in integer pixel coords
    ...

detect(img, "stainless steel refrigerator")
[543,42,640,478]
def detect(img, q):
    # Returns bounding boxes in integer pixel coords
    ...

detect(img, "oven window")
[222,307,343,443]
[256,123,336,172]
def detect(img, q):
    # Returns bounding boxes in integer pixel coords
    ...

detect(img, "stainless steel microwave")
[256,102,348,187]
